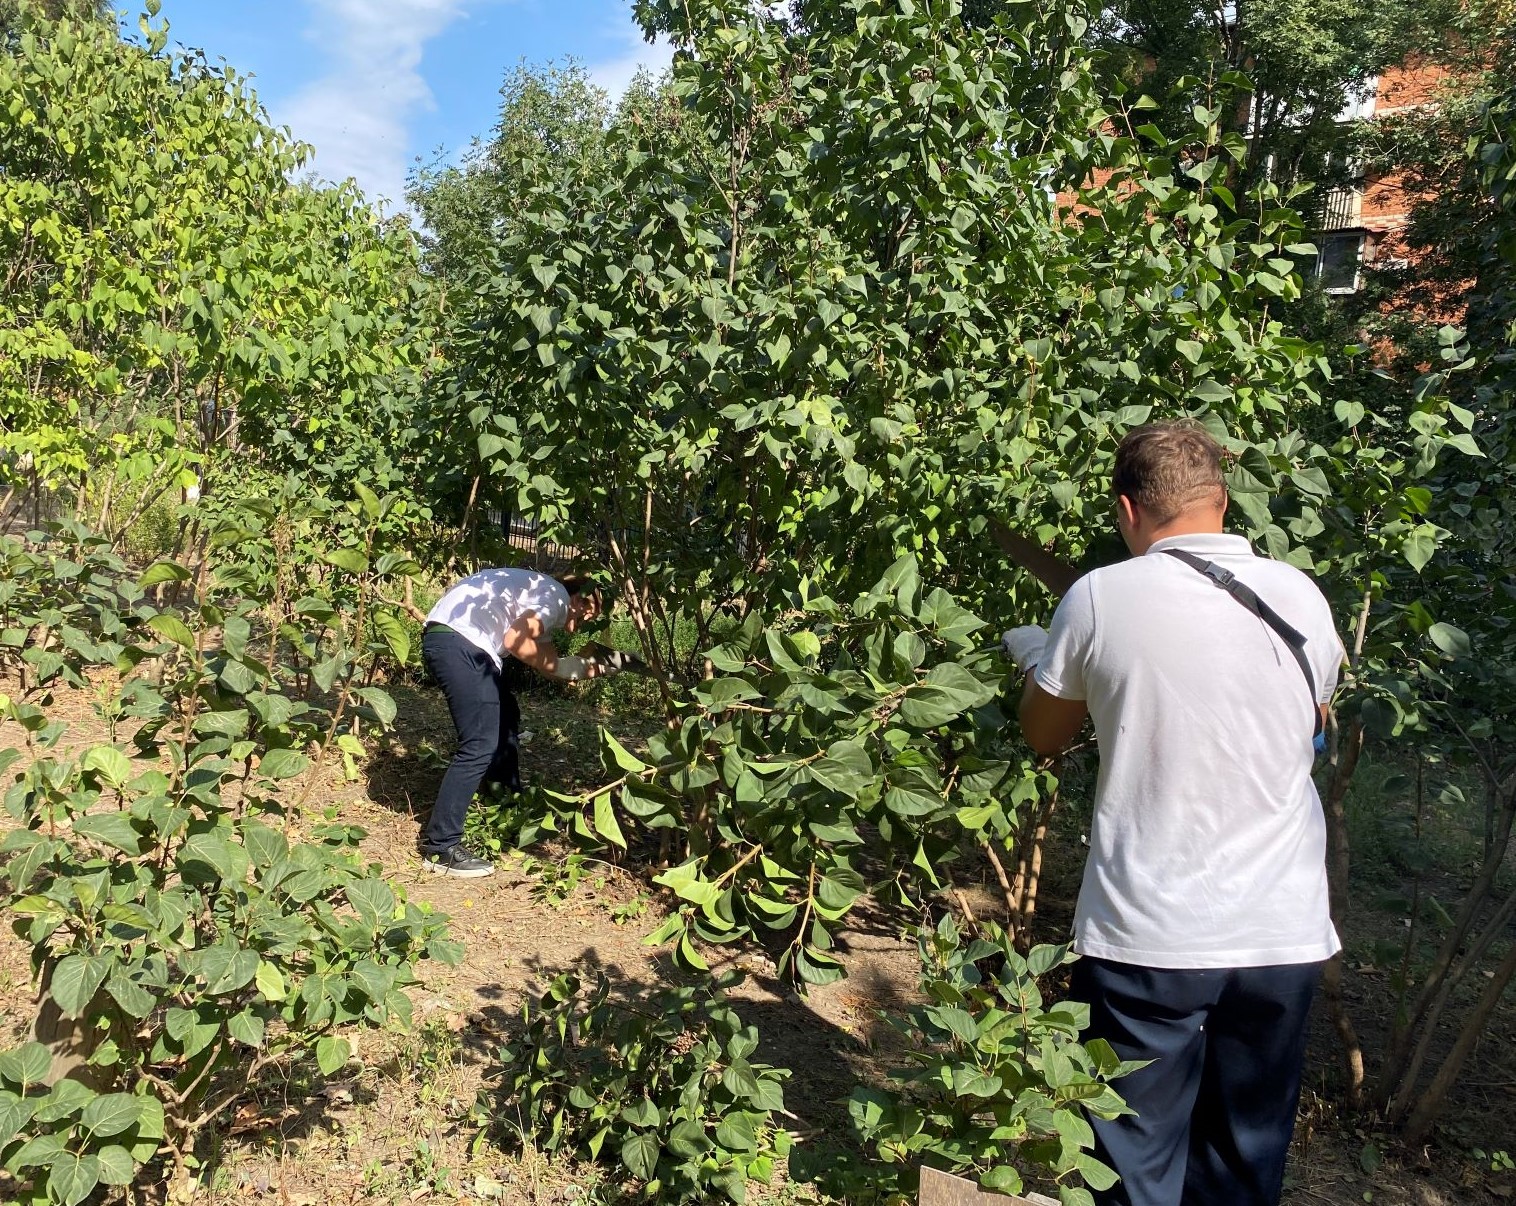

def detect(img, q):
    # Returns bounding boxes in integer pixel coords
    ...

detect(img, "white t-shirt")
[425,568,571,669]
[1035,533,1345,969]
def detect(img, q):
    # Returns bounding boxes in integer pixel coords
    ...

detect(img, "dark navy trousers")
[420,626,521,853]
[1069,956,1323,1206]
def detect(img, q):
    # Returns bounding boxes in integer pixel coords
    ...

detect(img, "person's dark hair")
[560,574,600,602]
[1112,420,1227,526]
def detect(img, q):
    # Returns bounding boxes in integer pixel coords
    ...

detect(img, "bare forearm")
[504,632,598,680]
[1018,673,1088,756]
[527,645,596,680]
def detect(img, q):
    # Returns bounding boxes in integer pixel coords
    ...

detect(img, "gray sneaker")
[422,845,494,878]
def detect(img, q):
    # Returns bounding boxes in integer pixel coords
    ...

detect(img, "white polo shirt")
[425,568,570,669]
[1035,533,1344,969]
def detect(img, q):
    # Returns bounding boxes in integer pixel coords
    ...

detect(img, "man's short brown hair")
[1112,420,1228,526]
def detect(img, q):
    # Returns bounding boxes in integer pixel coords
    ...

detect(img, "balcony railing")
[1319,185,1364,231]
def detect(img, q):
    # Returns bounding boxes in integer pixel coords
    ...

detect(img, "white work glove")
[1000,625,1049,672]
[547,654,591,682]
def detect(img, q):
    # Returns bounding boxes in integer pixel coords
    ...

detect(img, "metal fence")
[486,509,580,572]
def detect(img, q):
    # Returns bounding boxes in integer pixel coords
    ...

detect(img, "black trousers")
[1068,956,1323,1206]
[420,627,521,853]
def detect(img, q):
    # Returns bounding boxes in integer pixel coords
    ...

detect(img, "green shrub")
[464,783,561,855]
[841,915,1140,1206]
[587,556,1011,987]
[0,506,460,1199]
[117,491,183,566]
[0,1041,165,1206]
[478,972,790,1203]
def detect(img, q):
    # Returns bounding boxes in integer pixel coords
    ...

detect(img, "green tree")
[0,5,432,546]
[431,0,1482,1010]
[1352,0,1516,357]
[0,0,109,39]
[1087,0,1458,208]
[408,61,620,290]
[1351,72,1516,1145]
[445,0,1343,651]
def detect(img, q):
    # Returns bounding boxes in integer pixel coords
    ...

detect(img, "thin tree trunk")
[1399,938,1516,1146]
[1008,789,1058,953]
[454,472,482,578]
[1386,884,1516,1122]
[1392,758,1429,1028]
[1377,769,1516,1110]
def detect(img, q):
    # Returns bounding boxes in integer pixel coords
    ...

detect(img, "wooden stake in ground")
[918,1166,1059,1205]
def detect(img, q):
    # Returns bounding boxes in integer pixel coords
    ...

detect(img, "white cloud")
[277,0,473,214]
[585,26,673,100]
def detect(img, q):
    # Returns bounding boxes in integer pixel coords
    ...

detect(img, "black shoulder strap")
[1162,548,1324,739]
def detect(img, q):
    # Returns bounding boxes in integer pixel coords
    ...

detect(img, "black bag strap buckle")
[1202,562,1236,589]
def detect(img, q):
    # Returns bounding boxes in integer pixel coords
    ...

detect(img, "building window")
[1317,233,1364,293]
[1337,77,1379,123]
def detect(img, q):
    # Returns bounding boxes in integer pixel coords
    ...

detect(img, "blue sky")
[146,1,671,217]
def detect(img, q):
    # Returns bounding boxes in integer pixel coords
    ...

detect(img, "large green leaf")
[372,609,410,665]
[326,548,370,575]
[355,686,398,727]
[315,1035,350,1076]
[193,709,250,738]
[808,739,874,795]
[257,748,311,781]
[176,831,245,884]
[95,1145,138,1187]
[48,1153,100,1206]
[137,560,191,589]
[71,812,144,854]
[1428,622,1471,658]
[620,1131,661,1181]
[227,1010,266,1048]
[593,791,627,848]
[0,1043,52,1089]
[619,1096,661,1128]
[346,878,396,928]
[105,972,157,1020]
[146,613,196,649]
[81,1093,144,1138]
[201,946,259,996]
[80,745,133,788]
[49,954,112,1018]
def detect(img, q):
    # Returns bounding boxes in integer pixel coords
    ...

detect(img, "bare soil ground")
[0,676,1511,1205]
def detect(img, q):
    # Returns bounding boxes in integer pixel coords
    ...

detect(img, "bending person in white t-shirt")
[419,568,607,877]
[1004,421,1344,1206]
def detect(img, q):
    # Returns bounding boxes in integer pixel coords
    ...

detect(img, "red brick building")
[1311,59,1449,293]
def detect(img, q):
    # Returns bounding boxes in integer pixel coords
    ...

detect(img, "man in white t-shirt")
[419,568,607,877]
[1002,421,1344,1206]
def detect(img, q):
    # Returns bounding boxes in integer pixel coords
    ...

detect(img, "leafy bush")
[0,1041,165,1206]
[0,524,140,697]
[842,916,1140,1206]
[464,783,560,856]
[569,556,1016,986]
[0,506,459,1199]
[479,972,790,1203]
